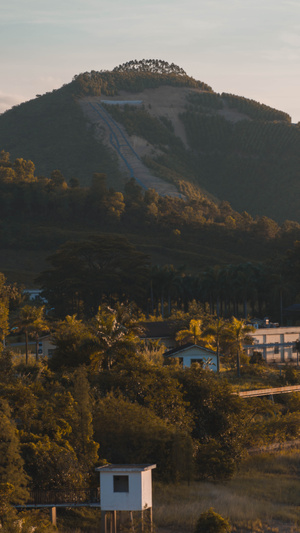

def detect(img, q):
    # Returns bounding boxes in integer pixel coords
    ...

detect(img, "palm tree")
[88,306,139,371]
[16,305,49,364]
[176,319,203,346]
[227,317,255,378]
[202,317,231,373]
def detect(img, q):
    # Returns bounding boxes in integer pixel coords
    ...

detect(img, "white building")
[164,343,218,370]
[95,464,156,512]
[246,326,300,363]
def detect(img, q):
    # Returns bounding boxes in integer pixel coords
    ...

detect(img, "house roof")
[164,343,217,357]
[139,321,177,339]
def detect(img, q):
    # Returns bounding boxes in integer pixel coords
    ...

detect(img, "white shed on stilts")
[95,464,156,533]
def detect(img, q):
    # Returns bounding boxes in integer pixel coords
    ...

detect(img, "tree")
[194,508,231,533]
[50,169,66,187]
[178,366,248,480]
[37,236,150,317]
[0,275,9,344]
[227,317,254,377]
[49,314,92,369]
[93,392,193,482]
[202,317,231,372]
[72,367,99,474]
[88,306,139,370]
[15,305,49,364]
[176,319,203,345]
[0,399,29,504]
[0,273,20,345]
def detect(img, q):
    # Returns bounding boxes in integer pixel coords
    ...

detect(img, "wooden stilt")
[50,507,56,526]
[149,507,153,533]
[101,511,107,533]
[141,510,144,532]
[113,510,117,533]
[130,511,135,532]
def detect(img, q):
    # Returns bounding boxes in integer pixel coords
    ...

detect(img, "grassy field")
[52,449,300,532]
[153,449,300,533]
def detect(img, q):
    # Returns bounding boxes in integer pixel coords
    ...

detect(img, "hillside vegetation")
[0,60,299,222]
[3,149,300,329]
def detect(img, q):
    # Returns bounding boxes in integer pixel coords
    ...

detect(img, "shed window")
[113,475,129,493]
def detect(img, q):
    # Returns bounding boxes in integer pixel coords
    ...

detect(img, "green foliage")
[178,367,248,480]
[194,508,231,533]
[22,435,85,491]
[113,59,188,75]
[0,400,29,503]
[71,61,212,97]
[49,315,93,369]
[283,366,300,385]
[93,392,193,482]
[14,305,49,364]
[187,91,224,111]
[103,104,183,149]
[72,367,99,472]
[0,90,121,186]
[37,236,150,317]
[222,93,291,122]
[249,351,264,365]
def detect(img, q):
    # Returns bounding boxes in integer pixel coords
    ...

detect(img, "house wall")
[39,338,56,357]
[169,347,218,370]
[246,327,300,363]
[141,469,152,509]
[100,471,142,511]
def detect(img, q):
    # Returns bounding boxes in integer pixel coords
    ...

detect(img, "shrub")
[249,351,264,365]
[194,508,231,533]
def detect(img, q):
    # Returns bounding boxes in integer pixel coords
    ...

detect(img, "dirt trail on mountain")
[79,86,201,197]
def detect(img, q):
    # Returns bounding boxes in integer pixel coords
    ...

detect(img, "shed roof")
[95,464,156,473]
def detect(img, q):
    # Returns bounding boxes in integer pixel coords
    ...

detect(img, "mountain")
[0,59,300,223]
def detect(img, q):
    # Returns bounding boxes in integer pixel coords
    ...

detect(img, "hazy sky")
[1,0,300,122]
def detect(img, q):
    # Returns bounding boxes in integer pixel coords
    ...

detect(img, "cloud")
[280,30,300,48]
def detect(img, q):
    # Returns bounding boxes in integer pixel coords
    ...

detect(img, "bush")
[249,351,264,365]
[194,508,231,533]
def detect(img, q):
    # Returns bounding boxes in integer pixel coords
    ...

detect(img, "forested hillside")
[0,60,299,222]
[2,150,300,324]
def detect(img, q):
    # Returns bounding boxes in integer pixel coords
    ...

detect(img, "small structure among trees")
[95,464,156,533]
[164,343,218,370]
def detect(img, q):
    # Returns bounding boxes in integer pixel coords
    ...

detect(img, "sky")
[1,0,300,122]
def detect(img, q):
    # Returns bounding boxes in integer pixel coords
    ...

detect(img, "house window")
[274,343,279,354]
[113,475,129,493]
[191,359,203,366]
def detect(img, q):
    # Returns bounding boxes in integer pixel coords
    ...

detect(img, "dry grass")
[153,450,300,533]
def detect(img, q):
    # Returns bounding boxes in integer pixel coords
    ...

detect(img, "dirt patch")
[80,86,201,149]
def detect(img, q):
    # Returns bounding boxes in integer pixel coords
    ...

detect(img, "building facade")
[246,326,300,363]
